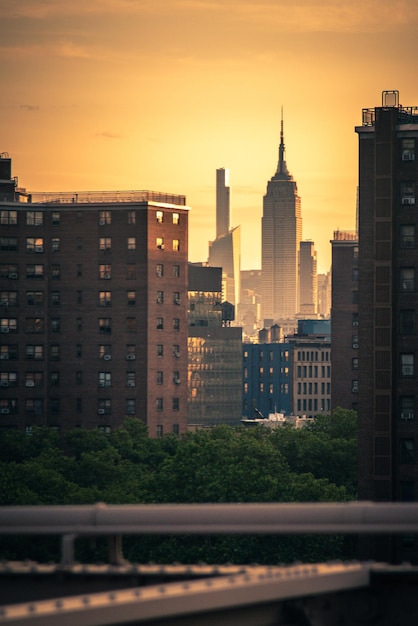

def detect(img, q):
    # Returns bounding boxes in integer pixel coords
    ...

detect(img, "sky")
[1,1,418,273]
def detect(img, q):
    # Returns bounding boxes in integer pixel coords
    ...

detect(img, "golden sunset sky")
[1,1,418,271]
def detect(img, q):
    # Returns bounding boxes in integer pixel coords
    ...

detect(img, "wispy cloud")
[94,131,123,139]
[20,104,39,111]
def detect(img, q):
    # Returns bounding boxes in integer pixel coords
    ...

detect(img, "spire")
[274,106,290,179]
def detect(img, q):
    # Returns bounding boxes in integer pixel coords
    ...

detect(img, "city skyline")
[1,1,418,272]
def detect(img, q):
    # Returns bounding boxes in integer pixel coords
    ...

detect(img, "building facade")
[216,168,230,239]
[188,264,242,427]
[299,240,318,316]
[356,91,418,561]
[261,115,302,324]
[330,230,359,412]
[0,155,189,436]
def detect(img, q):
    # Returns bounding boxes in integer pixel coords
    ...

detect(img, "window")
[0,344,17,361]
[173,292,180,305]
[26,237,43,253]
[157,344,164,357]
[401,225,415,248]
[127,264,136,280]
[51,318,60,333]
[352,267,358,282]
[172,213,179,225]
[98,372,112,387]
[127,237,136,251]
[99,264,111,279]
[401,353,414,376]
[401,138,415,161]
[157,264,164,277]
[172,239,180,251]
[0,237,18,251]
[50,398,60,414]
[76,318,82,331]
[156,398,163,412]
[25,372,43,388]
[400,439,415,464]
[76,264,82,277]
[126,372,136,388]
[173,265,180,278]
[157,291,164,304]
[76,237,82,250]
[51,265,60,280]
[0,264,18,279]
[401,268,415,292]
[99,210,111,225]
[50,344,60,361]
[126,399,136,415]
[0,210,17,225]
[26,211,43,226]
[76,290,82,304]
[99,291,112,306]
[76,371,83,385]
[0,372,17,388]
[126,317,136,331]
[26,264,44,279]
[352,312,359,327]
[156,425,163,437]
[25,318,44,333]
[26,345,43,360]
[156,371,163,385]
[128,210,136,224]
[126,344,136,359]
[400,310,415,334]
[156,237,164,250]
[51,291,60,306]
[99,237,112,251]
[0,398,18,414]
[173,424,179,434]
[0,291,17,307]
[173,371,180,384]
[157,317,164,330]
[352,380,359,394]
[156,210,163,223]
[99,345,111,359]
[172,397,179,411]
[50,372,60,387]
[25,399,44,415]
[98,399,112,415]
[352,357,359,370]
[99,318,111,334]
[400,396,415,420]
[352,335,359,349]
[1,318,17,334]
[52,212,60,225]
[173,344,180,357]
[127,291,136,306]
[76,344,82,357]
[76,397,82,412]
[352,290,358,304]
[173,318,180,331]
[51,238,60,252]
[401,181,415,204]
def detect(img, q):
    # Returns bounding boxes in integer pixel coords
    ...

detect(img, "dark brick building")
[0,155,189,436]
[330,230,358,411]
[356,91,418,561]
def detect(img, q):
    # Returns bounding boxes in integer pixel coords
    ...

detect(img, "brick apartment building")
[0,155,189,436]
[356,91,418,561]
[330,230,359,412]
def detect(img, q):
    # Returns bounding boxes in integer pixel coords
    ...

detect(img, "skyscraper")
[299,240,318,316]
[356,91,418,562]
[216,168,230,239]
[261,113,302,324]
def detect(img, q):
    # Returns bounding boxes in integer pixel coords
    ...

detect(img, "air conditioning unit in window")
[402,197,416,205]
[127,381,135,388]
[0,382,9,387]
[98,409,105,415]
[402,153,415,161]
[98,382,106,387]
[174,378,180,385]
[0,354,9,360]
[401,411,414,420]
[1,328,9,333]
[104,355,111,361]
[126,354,136,360]
[25,381,35,387]
[352,343,359,349]
[1,409,10,414]
[352,320,359,327]
[99,219,106,226]
[157,244,164,250]
[104,274,111,279]
[174,298,180,305]
[174,351,180,358]
[9,273,18,279]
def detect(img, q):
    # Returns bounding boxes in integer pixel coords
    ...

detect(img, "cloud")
[20,104,39,111]
[94,131,123,139]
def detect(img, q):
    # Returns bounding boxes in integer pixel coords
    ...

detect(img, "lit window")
[0,210,17,225]
[128,211,136,224]
[26,345,43,360]
[1,318,17,333]
[99,291,112,306]
[156,211,163,223]
[127,291,136,306]
[99,318,111,334]
[173,265,180,277]
[99,210,111,225]
[172,213,180,225]
[26,264,44,279]
[98,372,112,387]
[25,237,43,253]
[156,237,164,250]
[99,345,111,359]
[99,264,111,279]
[1,291,18,307]
[127,237,136,251]
[401,353,414,377]
[26,211,43,226]
[172,239,180,251]
[99,237,112,251]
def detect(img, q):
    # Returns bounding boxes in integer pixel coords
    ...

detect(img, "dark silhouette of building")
[356,91,418,562]
[261,112,302,323]
[330,230,358,412]
[0,155,189,436]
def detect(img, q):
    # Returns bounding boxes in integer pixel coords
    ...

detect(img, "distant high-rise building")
[299,241,318,316]
[261,113,302,323]
[0,155,189,437]
[317,272,331,318]
[216,168,230,239]
[188,264,242,427]
[356,91,418,562]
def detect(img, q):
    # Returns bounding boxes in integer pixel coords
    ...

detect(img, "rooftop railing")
[28,190,186,206]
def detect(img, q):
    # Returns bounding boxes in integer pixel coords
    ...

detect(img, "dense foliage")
[0,408,358,564]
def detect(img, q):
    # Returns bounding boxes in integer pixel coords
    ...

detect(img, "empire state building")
[261,115,302,323]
